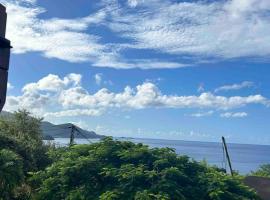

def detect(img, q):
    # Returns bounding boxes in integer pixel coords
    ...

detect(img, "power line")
[76,130,92,144]
[42,127,70,132]
[42,124,93,146]
[67,125,92,145]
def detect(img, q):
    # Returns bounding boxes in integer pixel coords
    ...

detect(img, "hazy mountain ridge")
[0,111,105,139]
[41,122,104,139]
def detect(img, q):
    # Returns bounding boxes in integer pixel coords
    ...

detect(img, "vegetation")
[0,149,24,199]
[0,110,53,199]
[0,111,260,200]
[251,164,270,178]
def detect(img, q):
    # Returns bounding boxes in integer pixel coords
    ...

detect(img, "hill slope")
[0,111,104,139]
[41,122,104,139]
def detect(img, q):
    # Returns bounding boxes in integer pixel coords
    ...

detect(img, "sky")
[1,0,270,144]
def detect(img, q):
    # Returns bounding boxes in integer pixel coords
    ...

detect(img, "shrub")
[251,164,270,178]
[0,149,24,199]
[30,137,259,200]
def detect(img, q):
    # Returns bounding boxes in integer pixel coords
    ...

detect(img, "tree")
[30,137,259,200]
[0,110,53,199]
[0,110,52,172]
[0,149,24,200]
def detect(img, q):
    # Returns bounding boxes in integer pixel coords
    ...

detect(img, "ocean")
[50,137,270,174]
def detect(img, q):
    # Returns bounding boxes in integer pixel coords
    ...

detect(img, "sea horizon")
[47,137,270,175]
[49,135,270,147]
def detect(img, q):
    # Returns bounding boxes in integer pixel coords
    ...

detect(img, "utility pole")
[0,4,11,112]
[68,124,92,146]
[69,124,75,146]
[222,136,234,176]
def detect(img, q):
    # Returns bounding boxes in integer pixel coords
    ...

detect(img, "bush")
[0,110,52,173]
[0,149,24,199]
[0,110,53,199]
[251,164,270,178]
[30,137,259,200]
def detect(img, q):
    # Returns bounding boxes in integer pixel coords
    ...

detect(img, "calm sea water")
[50,138,270,174]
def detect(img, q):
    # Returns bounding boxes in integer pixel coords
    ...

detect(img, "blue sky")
[1,0,270,144]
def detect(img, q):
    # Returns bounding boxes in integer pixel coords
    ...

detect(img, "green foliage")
[0,149,24,200]
[134,190,170,200]
[203,168,257,200]
[0,111,260,199]
[0,110,53,199]
[0,110,52,173]
[0,110,42,141]
[30,137,259,200]
[251,164,270,178]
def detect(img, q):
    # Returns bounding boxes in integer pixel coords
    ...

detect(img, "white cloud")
[3,0,270,69]
[1,0,107,62]
[7,82,14,90]
[220,112,248,118]
[58,78,269,111]
[22,73,81,93]
[4,73,82,115]
[44,109,103,118]
[105,0,270,60]
[4,74,270,118]
[197,83,205,93]
[190,111,214,118]
[5,91,50,114]
[93,57,187,69]
[0,0,188,69]
[94,73,102,85]
[215,81,254,93]
[127,0,139,8]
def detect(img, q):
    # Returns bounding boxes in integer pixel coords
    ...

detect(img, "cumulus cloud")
[4,74,270,118]
[215,81,254,93]
[5,92,50,114]
[4,73,82,115]
[22,73,81,93]
[220,112,248,118]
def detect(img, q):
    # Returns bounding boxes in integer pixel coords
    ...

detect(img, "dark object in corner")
[0,37,11,48]
[0,4,12,112]
[244,176,270,200]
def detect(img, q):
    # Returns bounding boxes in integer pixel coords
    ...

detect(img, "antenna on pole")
[0,4,12,112]
[222,136,233,176]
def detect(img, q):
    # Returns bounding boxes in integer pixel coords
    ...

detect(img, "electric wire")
[73,126,92,144]
[42,124,93,144]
